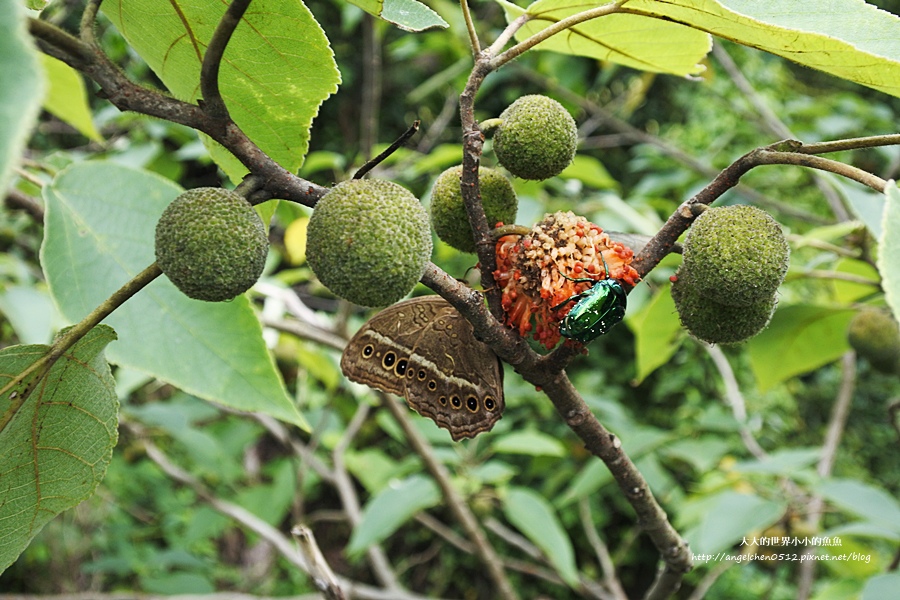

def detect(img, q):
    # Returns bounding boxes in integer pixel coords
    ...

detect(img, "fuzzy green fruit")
[847,308,900,374]
[305,179,432,307]
[155,187,269,302]
[430,165,518,253]
[671,269,776,345]
[682,205,790,307]
[493,95,577,181]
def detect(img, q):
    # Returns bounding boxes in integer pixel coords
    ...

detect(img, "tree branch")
[200,0,252,119]
[380,394,520,600]
[28,18,328,207]
[631,140,890,280]
[490,3,624,68]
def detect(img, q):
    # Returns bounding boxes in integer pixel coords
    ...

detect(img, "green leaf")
[817,478,900,537]
[732,447,821,476]
[687,490,784,554]
[626,285,682,384]
[878,181,900,322]
[829,258,880,305]
[503,487,579,586]
[502,0,900,97]
[344,448,416,493]
[560,155,618,190]
[0,0,45,195]
[103,0,340,182]
[0,285,58,345]
[661,437,731,472]
[497,0,711,76]
[746,305,855,391]
[39,54,102,142]
[555,459,612,507]
[840,182,884,238]
[620,0,900,97]
[233,460,297,527]
[348,0,448,31]
[41,162,306,429]
[862,574,900,600]
[824,521,900,543]
[347,475,441,556]
[491,429,567,457]
[0,325,118,572]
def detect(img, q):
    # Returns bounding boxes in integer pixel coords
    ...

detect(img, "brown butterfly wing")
[340,296,504,441]
[340,296,444,396]
[404,301,505,441]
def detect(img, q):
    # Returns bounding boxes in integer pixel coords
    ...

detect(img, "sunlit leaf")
[622,0,900,96]
[39,54,102,142]
[500,0,900,97]
[103,0,340,182]
[878,182,900,322]
[498,0,711,76]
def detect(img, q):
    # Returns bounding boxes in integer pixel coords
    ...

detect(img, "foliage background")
[1,0,899,599]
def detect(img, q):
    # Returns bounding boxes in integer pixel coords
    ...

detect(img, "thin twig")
[753,149,886,192]
[359,13,382,162]
[632,142,889,280]
[705,345,768,460]
[353,120,420,179]
[332,403,403,592]
[579,498,629,600]
[28,18,328,207]
[291,525,346,600]
[797,352,857,600]
[79,0,103,45]
[794,134,900,155]
[800,270,881,287]
[459,0,481,54]
[711,42,850,221]
[5,188,45,222]
[133,428,445,600]
[517,67,830,225]
[200,0,252,119]
[379,393,521,600]
[491,2,624,68]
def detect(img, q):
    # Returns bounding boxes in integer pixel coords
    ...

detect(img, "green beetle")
[550,256,628,343]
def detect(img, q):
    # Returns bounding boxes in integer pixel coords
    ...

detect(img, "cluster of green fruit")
[306,95,577,307]
[152,95,578,307]
[671,205,790,345]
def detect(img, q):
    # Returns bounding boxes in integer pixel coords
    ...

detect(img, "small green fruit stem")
[479,118,502,135]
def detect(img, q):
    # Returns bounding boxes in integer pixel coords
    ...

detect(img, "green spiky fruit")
[847,308,900,374]
[305,179,432,307]
[155,187,269,302]
[493,95,577,181]
[671,269,776,345]
[682,205,790,306]
[430,165,518,253]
